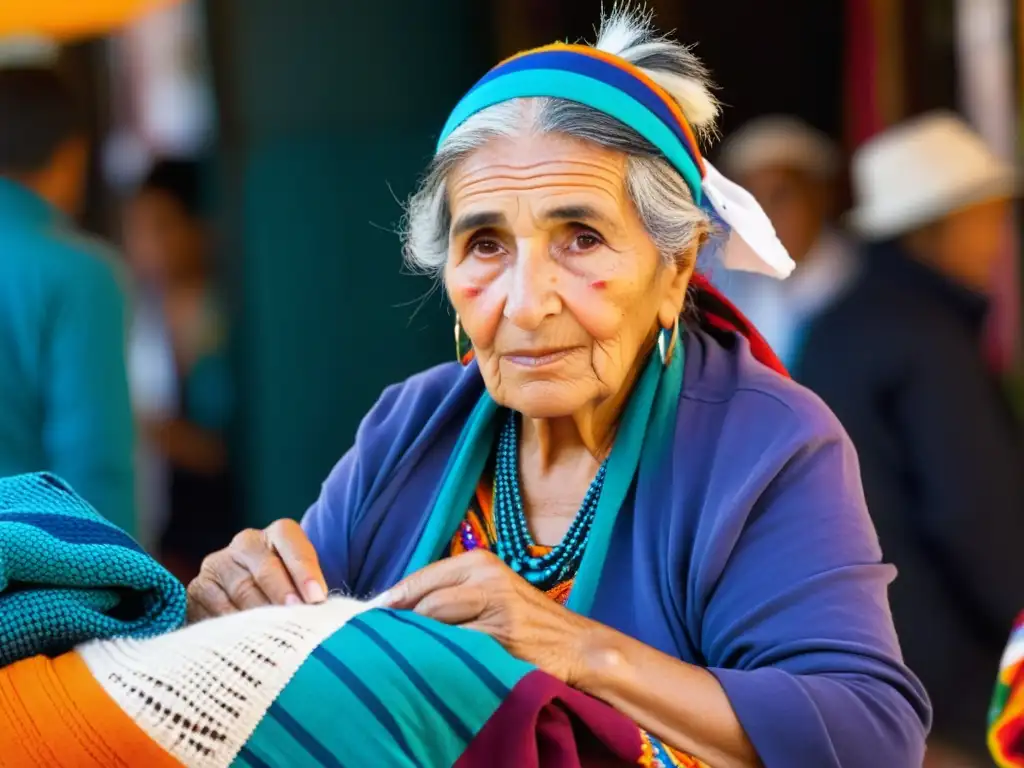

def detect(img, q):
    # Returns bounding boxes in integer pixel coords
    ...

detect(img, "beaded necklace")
[492,410,608,592]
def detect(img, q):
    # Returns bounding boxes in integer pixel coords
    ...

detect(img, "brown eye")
[468,237,504,259]
[567,227,604,254]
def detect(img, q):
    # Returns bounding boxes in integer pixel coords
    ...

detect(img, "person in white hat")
[846,111,1015,291]
[798,111,1024,765]
[714,115,859,368]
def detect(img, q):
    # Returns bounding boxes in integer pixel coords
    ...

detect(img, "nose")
[503,238,561,331]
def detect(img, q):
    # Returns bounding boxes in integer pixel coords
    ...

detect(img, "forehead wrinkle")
[458,154,623,176]
[457,180,623,205]
[450,154,625,195]
[451,169,628,218]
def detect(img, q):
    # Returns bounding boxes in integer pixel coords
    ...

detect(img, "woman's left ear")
[657,253,696,328]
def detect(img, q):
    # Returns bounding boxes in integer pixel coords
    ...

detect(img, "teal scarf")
[404,346,684,617]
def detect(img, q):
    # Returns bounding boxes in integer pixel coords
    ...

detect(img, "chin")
[501,381,589,419]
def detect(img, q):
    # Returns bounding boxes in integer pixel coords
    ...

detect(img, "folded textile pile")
[990,611,1024,767]
[1,596,702,767]
[0,472,186,666]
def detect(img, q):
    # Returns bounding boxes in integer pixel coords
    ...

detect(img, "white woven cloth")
[78,598,370,768]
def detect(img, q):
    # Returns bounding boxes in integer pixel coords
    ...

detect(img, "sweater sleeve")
[301,366,465,593]
[301,382,406,594]
[702,411,931,767]
[42,252,136,536]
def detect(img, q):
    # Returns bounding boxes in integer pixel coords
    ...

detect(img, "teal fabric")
[0,179,136,535]
[437,69,703,204]
[235,608,535,768]
[403,349,684,618]
[182,293,233,431]
[404,394,499,575]
[0,472,186,666]
[569,349,680,616]
[185,349,234,431]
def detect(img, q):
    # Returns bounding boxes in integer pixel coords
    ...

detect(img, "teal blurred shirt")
[0,178,135,535]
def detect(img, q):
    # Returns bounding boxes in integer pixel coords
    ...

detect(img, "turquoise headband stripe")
[437,69,704,205]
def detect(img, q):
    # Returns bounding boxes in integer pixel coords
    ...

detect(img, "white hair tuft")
[594,4,656,55]
[595,4,720,141]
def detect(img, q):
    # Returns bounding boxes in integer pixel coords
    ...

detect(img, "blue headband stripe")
[466,51,698,165]
[438,69,704,203]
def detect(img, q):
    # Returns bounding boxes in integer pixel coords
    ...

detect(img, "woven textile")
[990,611,1024,766]
[79,598,368,767]
[0,472,186,666]
[0,598,652,768]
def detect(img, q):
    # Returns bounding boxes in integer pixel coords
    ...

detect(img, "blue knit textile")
[0,472,186,666]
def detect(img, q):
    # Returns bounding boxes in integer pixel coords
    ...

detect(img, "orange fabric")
[0,0,181,40]
[0,652,183,768]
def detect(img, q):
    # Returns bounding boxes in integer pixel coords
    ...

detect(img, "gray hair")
[402,7,720,277]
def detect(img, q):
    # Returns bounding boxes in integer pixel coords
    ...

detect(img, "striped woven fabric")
[1,597,675,767]
[0,472,695,766]
[990,612,1024,766]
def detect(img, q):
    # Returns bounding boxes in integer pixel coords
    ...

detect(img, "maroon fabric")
[690,274,790,377]
[454,670,643,768]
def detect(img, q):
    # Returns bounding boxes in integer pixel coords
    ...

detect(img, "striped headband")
[438,43,795,279]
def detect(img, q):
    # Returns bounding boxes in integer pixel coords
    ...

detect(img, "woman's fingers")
[186,578,236,623]
[382,548,497,610]
[385,552,475,606]
[226,527,303,607]
[186,525,299,620]
[264,519,327,604]
[410,584,488,625]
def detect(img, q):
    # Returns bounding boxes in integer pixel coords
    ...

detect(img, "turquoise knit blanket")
[0,472,186,666]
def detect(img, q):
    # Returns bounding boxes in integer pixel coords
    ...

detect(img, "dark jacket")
[797,241,1024,757]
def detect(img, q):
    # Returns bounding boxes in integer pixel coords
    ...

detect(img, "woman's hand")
[186,519,328,622]
[379,549,592,685]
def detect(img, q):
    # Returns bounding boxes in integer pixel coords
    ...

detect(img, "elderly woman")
[188,11,930,767]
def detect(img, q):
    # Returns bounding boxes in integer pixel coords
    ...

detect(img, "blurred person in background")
[124,159,235,583]
[715,115,858,369]
[0,67,135,534]
[798,112,1024,765]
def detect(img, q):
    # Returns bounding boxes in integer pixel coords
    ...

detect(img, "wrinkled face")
[738,165,828,263]
[445,132,693,419]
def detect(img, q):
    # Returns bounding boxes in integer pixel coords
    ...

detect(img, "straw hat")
[718,115,840,180]
[848,112,1015,239]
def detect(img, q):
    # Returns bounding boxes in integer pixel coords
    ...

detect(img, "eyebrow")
[451,211,507,238]
[543,204,609,224]
[451,204,617,238]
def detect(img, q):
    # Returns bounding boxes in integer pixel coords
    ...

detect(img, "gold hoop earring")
[454,315,470,366]
[658,316,679,366]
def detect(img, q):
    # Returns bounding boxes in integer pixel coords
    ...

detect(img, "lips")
[502,347,577,367]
